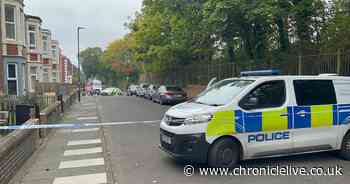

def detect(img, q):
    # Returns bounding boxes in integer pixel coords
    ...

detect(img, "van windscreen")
[193,80,254,106]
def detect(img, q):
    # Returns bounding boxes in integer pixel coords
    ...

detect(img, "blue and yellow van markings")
[338,104,350,125]
[310,105,334,128]
[235,110,244,133]
[333,104,338,126]
[293,106,311,129]
[206,104,350,138]
[262,108,288,132]
[206,111,235,137]
[244,112,262,133]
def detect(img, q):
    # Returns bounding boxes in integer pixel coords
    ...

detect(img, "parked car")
[136,86,143,96]
[127,85,138,96]
[91,89,101,96]
[114,88,123,96]
[145,84,158,100]
[139,83,149,97]
[101,87,122,96]
[153,85,187,105]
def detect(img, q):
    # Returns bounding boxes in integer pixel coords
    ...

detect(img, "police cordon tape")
[0,120,161,130]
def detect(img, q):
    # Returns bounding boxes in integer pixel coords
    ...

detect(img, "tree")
[129,0,215,72]
[321,0,350,52]
[101,35,139,85]
[80,47,103,79]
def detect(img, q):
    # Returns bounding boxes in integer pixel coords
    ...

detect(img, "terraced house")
[0,0,72,96]
[1,0,27,96]
[26,15,42,93]
[40,29,52,83]
[51,40,60,83]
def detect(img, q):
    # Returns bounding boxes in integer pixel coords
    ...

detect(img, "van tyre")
[340,132,350,160]
[208,138,240,168]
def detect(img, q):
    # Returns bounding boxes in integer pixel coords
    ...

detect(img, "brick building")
[1,0,27,96]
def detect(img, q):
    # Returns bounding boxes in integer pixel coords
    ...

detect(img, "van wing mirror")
[206,77,217,90]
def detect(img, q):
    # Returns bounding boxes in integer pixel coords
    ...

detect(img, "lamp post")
[77,26,85,102]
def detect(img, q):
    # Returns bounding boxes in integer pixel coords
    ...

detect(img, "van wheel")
[340,132,350,160]
[208,138,240,168]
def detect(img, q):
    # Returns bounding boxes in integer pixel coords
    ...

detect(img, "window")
[5,5,16,40]
[43,41,48,51]
[29,32,36,48]
[29,25,35,31]
[195,80,254,106]
[52,49,57,56]
[30,67,37,75]
[43,35,49,51]
[29,25,36,48]
[8,81,17,95]
[8,64,17,79]
[239,80,286,110]
[7,64,17,95]
[30,75,36,91]
[293,80,337,106]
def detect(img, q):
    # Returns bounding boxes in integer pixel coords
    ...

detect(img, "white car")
[101,88,122,96]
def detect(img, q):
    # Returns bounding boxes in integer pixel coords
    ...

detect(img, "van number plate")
[161,134,172,144]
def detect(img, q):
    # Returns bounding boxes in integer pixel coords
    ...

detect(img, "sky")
[24,0,143,65]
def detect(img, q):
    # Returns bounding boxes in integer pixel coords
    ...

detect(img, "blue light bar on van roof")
[240,69,280,77]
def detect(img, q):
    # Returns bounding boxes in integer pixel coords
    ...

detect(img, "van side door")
[292,80,338,152]
[238,80,293,158]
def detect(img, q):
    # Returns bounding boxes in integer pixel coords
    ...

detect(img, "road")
[98,96,350,184]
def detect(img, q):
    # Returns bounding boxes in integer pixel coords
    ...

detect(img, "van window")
[194,80,254,106]
[239,80,286,110]
[293,80,337,106]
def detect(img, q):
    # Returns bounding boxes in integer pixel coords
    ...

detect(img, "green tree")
[80,47,103,79]
[321,0,350,52]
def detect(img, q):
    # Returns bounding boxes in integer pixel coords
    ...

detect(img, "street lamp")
[77,26,86,102]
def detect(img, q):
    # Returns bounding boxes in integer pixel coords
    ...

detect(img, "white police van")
[159,72,350,168]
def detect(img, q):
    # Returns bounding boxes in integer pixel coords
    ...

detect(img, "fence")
[147,51,350,87]
[0,83,77,136]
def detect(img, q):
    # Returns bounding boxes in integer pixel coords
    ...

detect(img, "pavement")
[10,97,112,184]
[10,96,350,184]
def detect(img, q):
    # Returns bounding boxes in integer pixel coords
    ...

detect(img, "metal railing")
[147,51,350,87]
[0,83,77,136]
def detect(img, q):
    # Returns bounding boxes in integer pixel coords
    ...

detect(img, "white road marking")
[53,173,107,184]
[64,147,103,156]
[77,116,98,120]
[72,128,99,133]
[59,158,105,169]
[67,139,101,146]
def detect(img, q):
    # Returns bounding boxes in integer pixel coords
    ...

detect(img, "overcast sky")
[24,0,143,64]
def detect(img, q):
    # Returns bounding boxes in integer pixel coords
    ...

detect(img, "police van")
[159,73,350,168]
